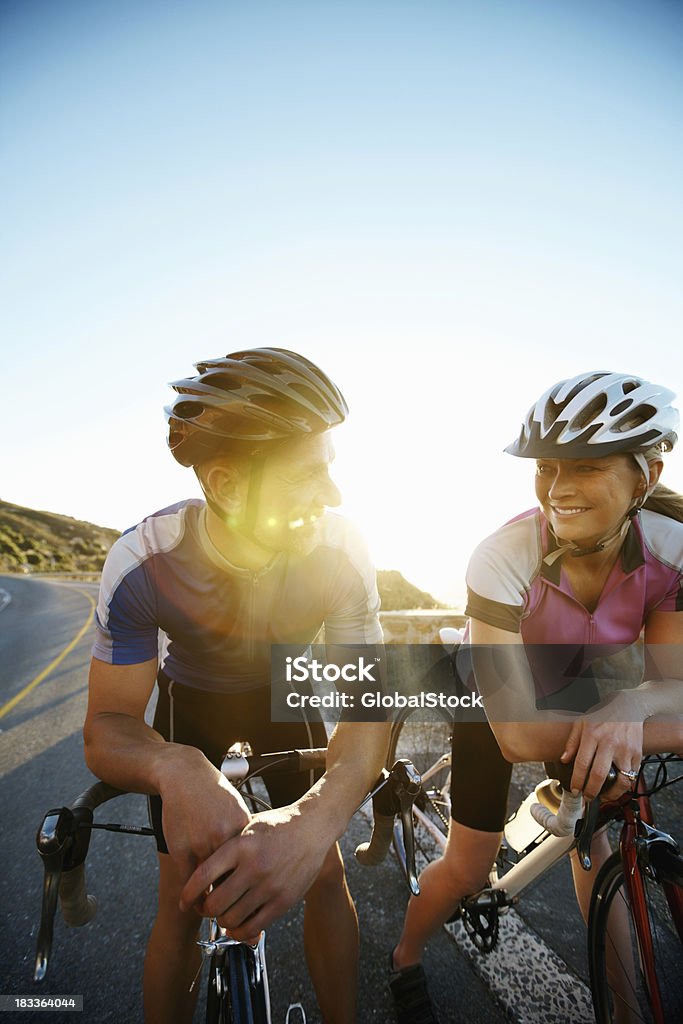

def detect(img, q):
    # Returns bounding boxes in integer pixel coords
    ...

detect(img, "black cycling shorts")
[148,672,328,854]
[449,720,513,833]
[449,672,601,833]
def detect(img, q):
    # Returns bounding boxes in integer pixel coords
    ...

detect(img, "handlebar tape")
[59,864,98,927]
[354,812,395,866]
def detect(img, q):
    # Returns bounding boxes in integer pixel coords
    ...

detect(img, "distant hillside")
[376,569,445,610]
[0,501,444,609]
[0,501,120,574]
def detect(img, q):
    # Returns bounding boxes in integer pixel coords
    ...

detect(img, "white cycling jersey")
[93,500,382,693]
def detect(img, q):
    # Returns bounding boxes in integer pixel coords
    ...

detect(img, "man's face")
[250,432,342,554]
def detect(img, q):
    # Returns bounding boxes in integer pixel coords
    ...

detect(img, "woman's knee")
[439,821,501,894]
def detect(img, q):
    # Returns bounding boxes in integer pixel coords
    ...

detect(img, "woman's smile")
[549,504,591,518]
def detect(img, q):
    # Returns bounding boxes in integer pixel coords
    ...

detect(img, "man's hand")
[560,691,645,800]
[178,720,388,937]
[159,749,252,882]
[178,805,329,939]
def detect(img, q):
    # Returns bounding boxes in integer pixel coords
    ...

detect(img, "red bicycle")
[587,753,683,1023]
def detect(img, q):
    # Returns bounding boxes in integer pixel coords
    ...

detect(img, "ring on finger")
[617,767,639,782]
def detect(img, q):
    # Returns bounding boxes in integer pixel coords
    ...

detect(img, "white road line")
[445,911,594,1023]
[400,836,593,1023]
[0,588,11,613]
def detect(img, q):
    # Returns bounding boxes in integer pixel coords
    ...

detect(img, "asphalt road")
[1,574,681,1024]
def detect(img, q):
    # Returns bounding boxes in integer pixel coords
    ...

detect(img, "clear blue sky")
[2,0,682,606]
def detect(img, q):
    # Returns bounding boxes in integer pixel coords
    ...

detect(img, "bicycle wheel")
[205,944,270,1024]
[588,847,683,1023]
[387,707,453,879]
[206,951,226,1024]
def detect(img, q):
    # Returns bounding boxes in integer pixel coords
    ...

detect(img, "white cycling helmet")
[506,372,678,460]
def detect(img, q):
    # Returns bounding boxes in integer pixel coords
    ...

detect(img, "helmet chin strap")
[242,457,266,537]
[543,518,631,565]
[202,457,269,545]
[566,517,632,559]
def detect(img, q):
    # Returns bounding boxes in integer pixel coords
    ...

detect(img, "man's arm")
[84,657,250,880]
[84,657,172,788]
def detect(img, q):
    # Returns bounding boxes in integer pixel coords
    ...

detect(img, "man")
[84,348,389,1023]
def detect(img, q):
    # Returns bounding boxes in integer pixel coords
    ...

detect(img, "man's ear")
[199,462,245,515]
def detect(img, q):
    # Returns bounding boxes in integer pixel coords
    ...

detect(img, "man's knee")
[306,843,346,899]
[154,854,202,938]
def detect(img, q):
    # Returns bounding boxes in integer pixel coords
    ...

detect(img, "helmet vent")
[614,404,656,433]
[570,393,607,430]
[543,398,563,432]
[203,372,241,392]
[564,373,607,407]
[250,393,290,413]
[290,381,328,413]
[610,398,633,416]
[174,400,204,421]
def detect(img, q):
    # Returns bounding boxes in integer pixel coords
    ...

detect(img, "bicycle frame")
[407,752,576,901]
[409,800,576,914]
[410,754,451,850]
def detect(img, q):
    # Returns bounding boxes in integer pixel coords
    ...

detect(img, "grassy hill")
[0,501,120,574]
[0,500,445,609]
[375,569,444,610]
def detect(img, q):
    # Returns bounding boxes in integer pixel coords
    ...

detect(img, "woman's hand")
[560,690,645,800]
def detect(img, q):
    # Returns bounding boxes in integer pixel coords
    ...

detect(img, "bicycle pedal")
[285,1002,306,1023]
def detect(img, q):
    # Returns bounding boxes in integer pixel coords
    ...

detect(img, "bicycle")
[385,702,683,1024]
[34,746,421,1024]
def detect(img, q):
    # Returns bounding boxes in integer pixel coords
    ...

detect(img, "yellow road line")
[0,588,96,721]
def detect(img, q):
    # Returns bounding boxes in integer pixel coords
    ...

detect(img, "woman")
[389,371,683,1024]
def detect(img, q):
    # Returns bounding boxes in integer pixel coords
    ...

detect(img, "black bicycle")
[34,746,421,1024]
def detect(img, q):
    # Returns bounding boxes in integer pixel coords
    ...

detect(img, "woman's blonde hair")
[643,483,683,523]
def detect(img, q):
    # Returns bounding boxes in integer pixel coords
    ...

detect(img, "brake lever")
[575,764,620,871]
[34,808,76,981]
[393,760,421,896]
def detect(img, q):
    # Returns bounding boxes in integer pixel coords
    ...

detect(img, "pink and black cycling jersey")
[462,508,683,702]
[92,499,383,693]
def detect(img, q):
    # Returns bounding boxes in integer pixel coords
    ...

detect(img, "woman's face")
[534,454,646,547]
